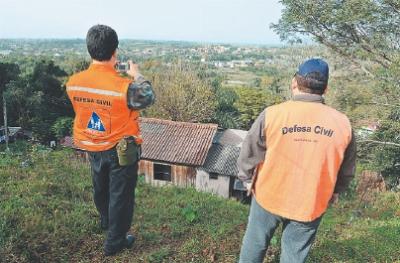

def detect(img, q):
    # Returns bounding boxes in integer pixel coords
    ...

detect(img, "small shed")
[0,126,23,143]
[138,118,218,187]
[196,129,247,198]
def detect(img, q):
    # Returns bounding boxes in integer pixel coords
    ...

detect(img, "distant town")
[0,38,362,90]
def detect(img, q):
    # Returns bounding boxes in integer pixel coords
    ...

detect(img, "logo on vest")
[87,112,105,132]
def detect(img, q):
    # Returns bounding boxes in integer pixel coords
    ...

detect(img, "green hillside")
[1,144,399,262]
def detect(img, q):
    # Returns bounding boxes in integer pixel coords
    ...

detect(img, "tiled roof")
[140,118,218,166]
[202,129,247,176]
[60,136,75,148]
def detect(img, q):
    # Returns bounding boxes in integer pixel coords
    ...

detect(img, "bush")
[371,108,400,188]
[51,117,73,139]
[144,62,217,123]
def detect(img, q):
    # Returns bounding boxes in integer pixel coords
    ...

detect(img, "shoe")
[104,235,135,256]
[125,234,135,249]
[100,217,108,231]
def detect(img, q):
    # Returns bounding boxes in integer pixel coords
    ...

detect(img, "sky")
[0,0,284,45]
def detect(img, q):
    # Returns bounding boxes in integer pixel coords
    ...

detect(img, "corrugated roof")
[202,129,247,176]
[217,129,248,147]
[202,144,240,176]
[140,118,218,166]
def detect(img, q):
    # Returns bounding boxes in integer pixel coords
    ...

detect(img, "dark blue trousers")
[88,148,138,252]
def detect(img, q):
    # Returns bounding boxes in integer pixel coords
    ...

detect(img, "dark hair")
[86,25,119,61]
[295,73,327,95]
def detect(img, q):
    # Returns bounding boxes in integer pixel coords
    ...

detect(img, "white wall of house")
[195,169,230,198]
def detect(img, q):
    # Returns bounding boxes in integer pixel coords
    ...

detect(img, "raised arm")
[126,61,155,110]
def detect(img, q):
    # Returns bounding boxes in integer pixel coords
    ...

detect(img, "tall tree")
[272,0,399,72]
[4,60,72,142]
[0,62,20,125]
[272,0,400,102]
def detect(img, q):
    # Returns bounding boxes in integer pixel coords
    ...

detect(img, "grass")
[1,144,399,262]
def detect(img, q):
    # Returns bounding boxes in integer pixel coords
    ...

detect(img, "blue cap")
[297,58,329,84]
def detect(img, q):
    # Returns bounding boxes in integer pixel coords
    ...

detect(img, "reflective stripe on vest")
[79,140,112,146]
[67,86,123,97]
[253,100,352,222]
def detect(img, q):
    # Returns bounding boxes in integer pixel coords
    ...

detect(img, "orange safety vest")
[254,100,352,222]
[66,63,142,152]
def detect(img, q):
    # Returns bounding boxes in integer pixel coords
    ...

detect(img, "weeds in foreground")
[1,146,399,262]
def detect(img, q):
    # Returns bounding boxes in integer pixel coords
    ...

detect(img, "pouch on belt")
[116,137,141,166]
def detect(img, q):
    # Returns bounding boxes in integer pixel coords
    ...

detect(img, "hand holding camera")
[116,60,141,81]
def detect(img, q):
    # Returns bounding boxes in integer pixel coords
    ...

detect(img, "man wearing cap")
[238,58,356,263]
[66,24,155,256]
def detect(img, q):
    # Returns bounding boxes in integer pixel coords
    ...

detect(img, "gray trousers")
[239,198,322,263]
[88,147,138,252]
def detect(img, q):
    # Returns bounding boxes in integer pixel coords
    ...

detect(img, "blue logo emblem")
[87,112,105,132]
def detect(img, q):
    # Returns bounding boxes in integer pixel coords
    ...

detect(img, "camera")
[116,62,130,72]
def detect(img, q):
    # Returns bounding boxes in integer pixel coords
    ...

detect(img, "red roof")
[139,118,218,166]
[60,136,76,148]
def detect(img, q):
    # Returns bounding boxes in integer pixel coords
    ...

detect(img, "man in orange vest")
[66,24,155,256]
[238,58,356,263]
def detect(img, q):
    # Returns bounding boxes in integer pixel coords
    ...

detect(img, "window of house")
[209,173,219,180]
[154,163,172,181]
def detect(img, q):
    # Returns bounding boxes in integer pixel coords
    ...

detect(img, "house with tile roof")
[138,118,218,188]
[139,119,248,199]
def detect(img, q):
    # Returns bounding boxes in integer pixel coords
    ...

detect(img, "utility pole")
[3,93,9,151]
